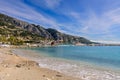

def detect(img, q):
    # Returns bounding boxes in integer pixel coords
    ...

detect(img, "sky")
[0,0,120,43]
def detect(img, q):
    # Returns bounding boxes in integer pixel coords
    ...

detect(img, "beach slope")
[0,48,80,80]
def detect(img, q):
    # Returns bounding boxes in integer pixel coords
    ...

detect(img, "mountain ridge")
[0,13,92,45]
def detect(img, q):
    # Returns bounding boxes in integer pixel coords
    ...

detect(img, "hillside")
[0,13,92,45]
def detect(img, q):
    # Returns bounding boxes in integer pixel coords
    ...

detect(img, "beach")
[0,47,80,80]
[1,46,120,80]
[12,46,120,80]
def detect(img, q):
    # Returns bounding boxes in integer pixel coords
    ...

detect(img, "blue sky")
[0,0,120,43]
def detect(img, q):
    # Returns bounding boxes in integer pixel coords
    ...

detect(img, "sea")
[13,45,120,80]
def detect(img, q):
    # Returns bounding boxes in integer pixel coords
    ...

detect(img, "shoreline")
[13,48,120,80]
[13,48,120,72]
[0,47,80,80]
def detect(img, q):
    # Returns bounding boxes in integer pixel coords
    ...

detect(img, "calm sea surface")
[14,46,120,80]
[28,46,120,68]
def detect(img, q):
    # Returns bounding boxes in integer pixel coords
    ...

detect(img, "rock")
[15,64,21,68]
[0,13,92,44]
[56,74,62,77]
[43,75,46,77]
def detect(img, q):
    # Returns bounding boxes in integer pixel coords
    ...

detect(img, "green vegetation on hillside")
[0,13,93,45]
[0,25,45,45]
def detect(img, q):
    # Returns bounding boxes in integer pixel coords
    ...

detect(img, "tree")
[8,36,23,45]
[0,36,7,43]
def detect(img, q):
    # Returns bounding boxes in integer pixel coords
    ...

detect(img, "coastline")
[1,46,120,80]
[0,47,80,80]
[12,47,120,80]
[12,48,120,80]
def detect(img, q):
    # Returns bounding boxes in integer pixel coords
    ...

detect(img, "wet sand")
[0,47,80,80]
[13,48,120,80]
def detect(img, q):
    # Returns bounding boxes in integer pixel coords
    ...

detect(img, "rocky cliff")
[0,13,92,44]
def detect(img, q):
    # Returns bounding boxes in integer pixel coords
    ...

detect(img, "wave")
[13,49,120,80]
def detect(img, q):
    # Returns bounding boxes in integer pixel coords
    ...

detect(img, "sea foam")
[13,49,120,80]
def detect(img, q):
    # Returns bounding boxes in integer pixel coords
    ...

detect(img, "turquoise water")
[29,46,120,68]
[14,46,120,80]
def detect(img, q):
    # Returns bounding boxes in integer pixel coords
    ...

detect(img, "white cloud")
[44,0,62,9]
[91,40,120,44]
[106,8,120,23]
[69,12,81,21]
[0,0,61,29]
[67,8,120,35]
[57,7,120,40]
[1,0,120,41]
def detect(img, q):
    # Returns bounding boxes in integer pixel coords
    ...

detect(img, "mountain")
[46,28,91,44]
[0,13,92,45]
